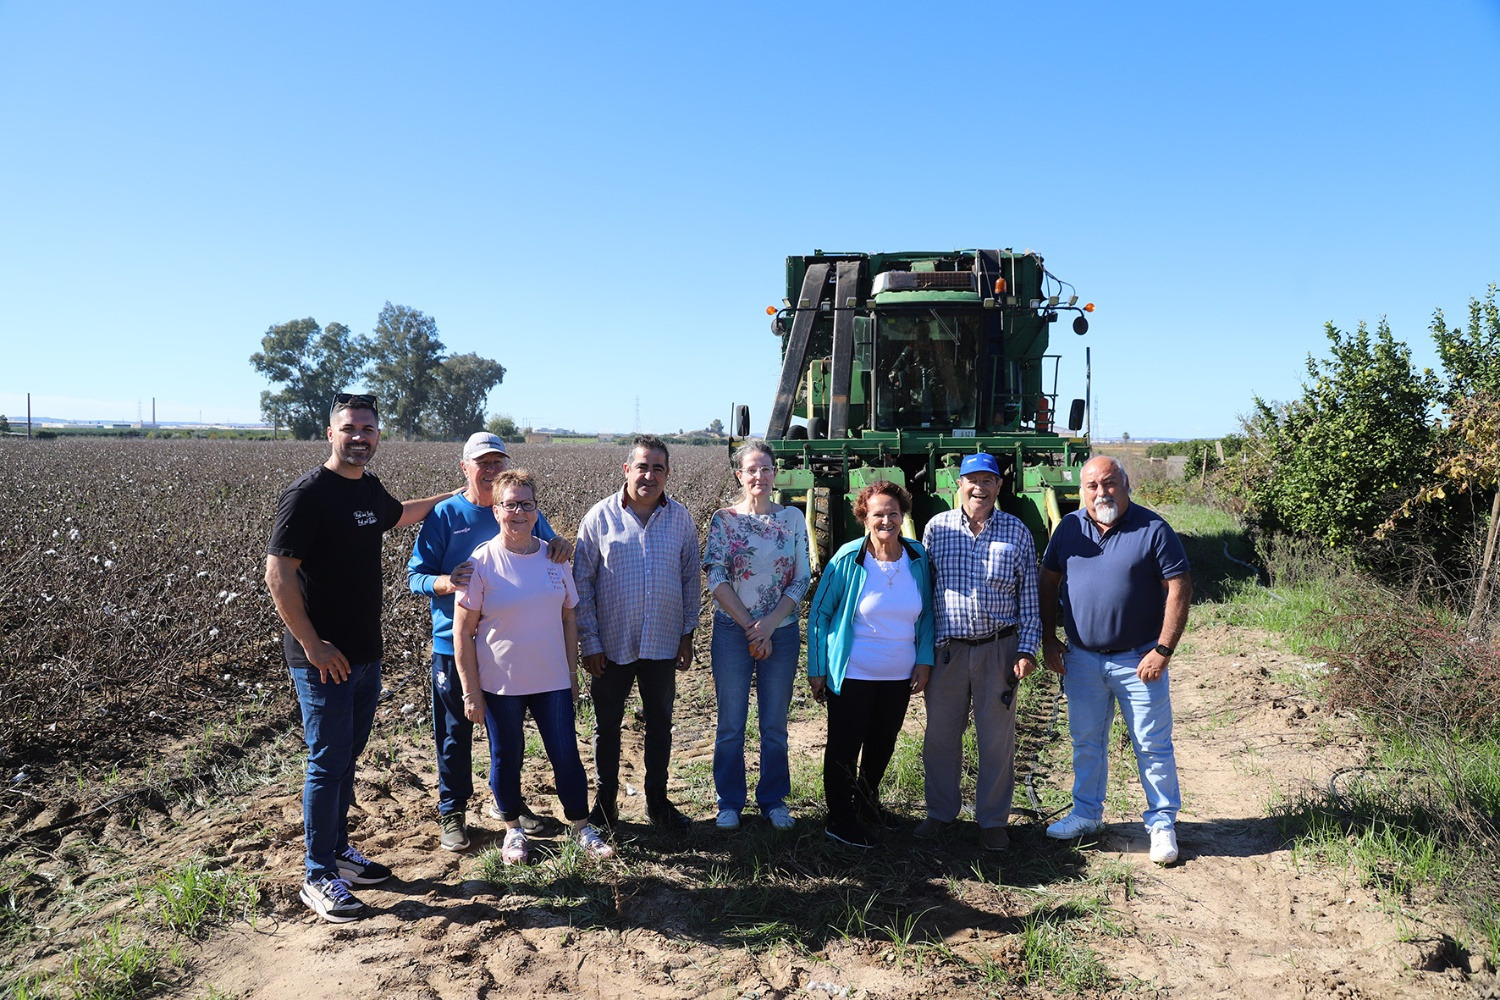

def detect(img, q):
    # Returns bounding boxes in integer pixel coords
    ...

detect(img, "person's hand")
[462,691,485,724]
[1042,634,1067,675]
[570,673,580,702]
[581,653,606,678]
[439,561,474,596]
[1014,654,1037,681]
[749,633,772,661]
[809,675,827,704]
[1137,649,1169,683]
[306,640,350,684]
[545,536,574,564]
[675,634,695,672]
[910,663,931,695]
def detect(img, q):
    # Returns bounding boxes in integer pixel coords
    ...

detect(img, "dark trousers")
[590,657,677,797]
[823,677,911,825]
[431,653,473,816]
[482,688,590,822]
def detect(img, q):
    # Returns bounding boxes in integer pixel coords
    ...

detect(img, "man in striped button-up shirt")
[575,434,702,831]
[916,452,1041,852]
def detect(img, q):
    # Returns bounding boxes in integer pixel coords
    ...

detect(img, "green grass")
[136,860,261,938]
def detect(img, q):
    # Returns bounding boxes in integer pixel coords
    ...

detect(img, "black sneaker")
[647,796,692,830]
[300,875,364,923]
[824,819,875,849]
[336,844,392,885]
[858,802,902,831]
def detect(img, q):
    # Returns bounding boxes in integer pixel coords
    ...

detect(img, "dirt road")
[8,625,1494,999]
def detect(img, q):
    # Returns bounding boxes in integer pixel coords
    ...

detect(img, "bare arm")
[454,602,486,723]
[265,554,349,683]
[1138,573,1192,683]
[396,488,462,529]
[562,604,579,700]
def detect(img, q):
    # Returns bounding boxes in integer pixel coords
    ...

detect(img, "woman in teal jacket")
[807,480,935,849]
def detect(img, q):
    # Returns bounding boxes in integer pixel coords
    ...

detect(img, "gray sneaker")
[300,875,364,923]
[439,811,470,852]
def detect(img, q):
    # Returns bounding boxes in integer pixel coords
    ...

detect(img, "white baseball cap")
[462,432,508,460]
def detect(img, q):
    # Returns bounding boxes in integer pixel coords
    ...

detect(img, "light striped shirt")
[922,506,1041,655]
[574,488,702,663]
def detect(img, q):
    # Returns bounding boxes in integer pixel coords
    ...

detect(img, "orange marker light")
[993,277,1008,294]
[1084,302,1096,312]
[766,305,777,315]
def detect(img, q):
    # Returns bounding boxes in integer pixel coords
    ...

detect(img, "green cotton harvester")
[729,248,1095,571]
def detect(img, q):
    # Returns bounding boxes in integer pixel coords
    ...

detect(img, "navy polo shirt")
[1041,503,1189,652]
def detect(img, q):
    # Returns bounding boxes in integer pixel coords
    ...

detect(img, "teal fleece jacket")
[807,535,936,696]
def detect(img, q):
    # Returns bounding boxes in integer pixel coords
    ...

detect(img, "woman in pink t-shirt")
[455,470,614,865]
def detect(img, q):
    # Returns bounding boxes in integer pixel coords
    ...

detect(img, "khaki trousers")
[922,632,1018,829]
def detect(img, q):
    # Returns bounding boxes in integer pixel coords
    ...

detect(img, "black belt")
[945,624,1017,646]
[1081,642,1138,655]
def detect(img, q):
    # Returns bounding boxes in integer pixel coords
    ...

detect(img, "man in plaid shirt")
[574,434,702,830]
[916,452,1041,851]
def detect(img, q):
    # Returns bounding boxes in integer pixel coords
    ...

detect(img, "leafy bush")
[1225,319,1438,549]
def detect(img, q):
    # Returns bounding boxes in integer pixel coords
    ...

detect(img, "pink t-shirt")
[456,538,579,696]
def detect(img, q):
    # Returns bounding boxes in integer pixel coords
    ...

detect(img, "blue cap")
[959,453,1001,477]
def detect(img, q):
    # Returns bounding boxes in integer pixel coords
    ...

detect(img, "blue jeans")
[482,688,590,822]
[710,612,799,814]
[1061,643,1180,830]
[289,660,382,881]
[431,653,473,817]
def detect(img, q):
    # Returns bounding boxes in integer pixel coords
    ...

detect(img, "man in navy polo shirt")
[1040,455,1191,865]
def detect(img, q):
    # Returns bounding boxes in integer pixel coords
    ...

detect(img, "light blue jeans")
[1062,643,1180,831]
[710,612,799,815]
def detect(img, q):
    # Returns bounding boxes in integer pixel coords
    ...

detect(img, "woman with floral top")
[702,440,811,831]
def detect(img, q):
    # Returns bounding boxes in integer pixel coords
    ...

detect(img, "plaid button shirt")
[922,506,1042,656]
[574,488,702,663]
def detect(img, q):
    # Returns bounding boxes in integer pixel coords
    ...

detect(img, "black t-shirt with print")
[267,465,404,666]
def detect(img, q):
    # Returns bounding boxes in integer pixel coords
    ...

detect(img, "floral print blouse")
[702,506,811,628]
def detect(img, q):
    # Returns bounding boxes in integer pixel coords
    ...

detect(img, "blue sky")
[2,1,1497,438]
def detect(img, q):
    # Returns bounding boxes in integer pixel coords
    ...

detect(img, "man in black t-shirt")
[265,394,454,923]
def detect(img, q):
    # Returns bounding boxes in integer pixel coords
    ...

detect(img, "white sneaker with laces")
[1045,813,1106,840]
[1149,826,1179,865]
[300,875,363,923]
[764,806,795,830]
[575,824,616,860]
[715,809,741,829]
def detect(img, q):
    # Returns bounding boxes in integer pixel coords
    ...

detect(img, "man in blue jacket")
[407,432,572,851]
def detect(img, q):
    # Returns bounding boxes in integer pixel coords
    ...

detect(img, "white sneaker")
[1149,826,1179,865]
[715,809,741,829]
[764,806,795,830]
[1045,813,1105,840]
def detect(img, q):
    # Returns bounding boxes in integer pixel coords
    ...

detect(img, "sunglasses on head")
[331,392,378,416]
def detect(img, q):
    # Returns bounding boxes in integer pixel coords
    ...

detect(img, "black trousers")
[823,677,911,824]
[590,657,677,797]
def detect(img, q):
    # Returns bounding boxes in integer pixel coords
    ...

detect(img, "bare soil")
[7,622,1496,999]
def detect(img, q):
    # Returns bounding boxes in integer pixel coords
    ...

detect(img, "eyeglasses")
[331,392,378,415]
[497,500,537,513]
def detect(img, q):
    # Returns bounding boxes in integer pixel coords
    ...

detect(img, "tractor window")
[873,311,981,430]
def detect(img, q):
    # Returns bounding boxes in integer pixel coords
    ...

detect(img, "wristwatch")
[1154,643,1174,658]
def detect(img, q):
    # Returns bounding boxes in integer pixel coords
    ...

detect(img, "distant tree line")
[250,303,506,440]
